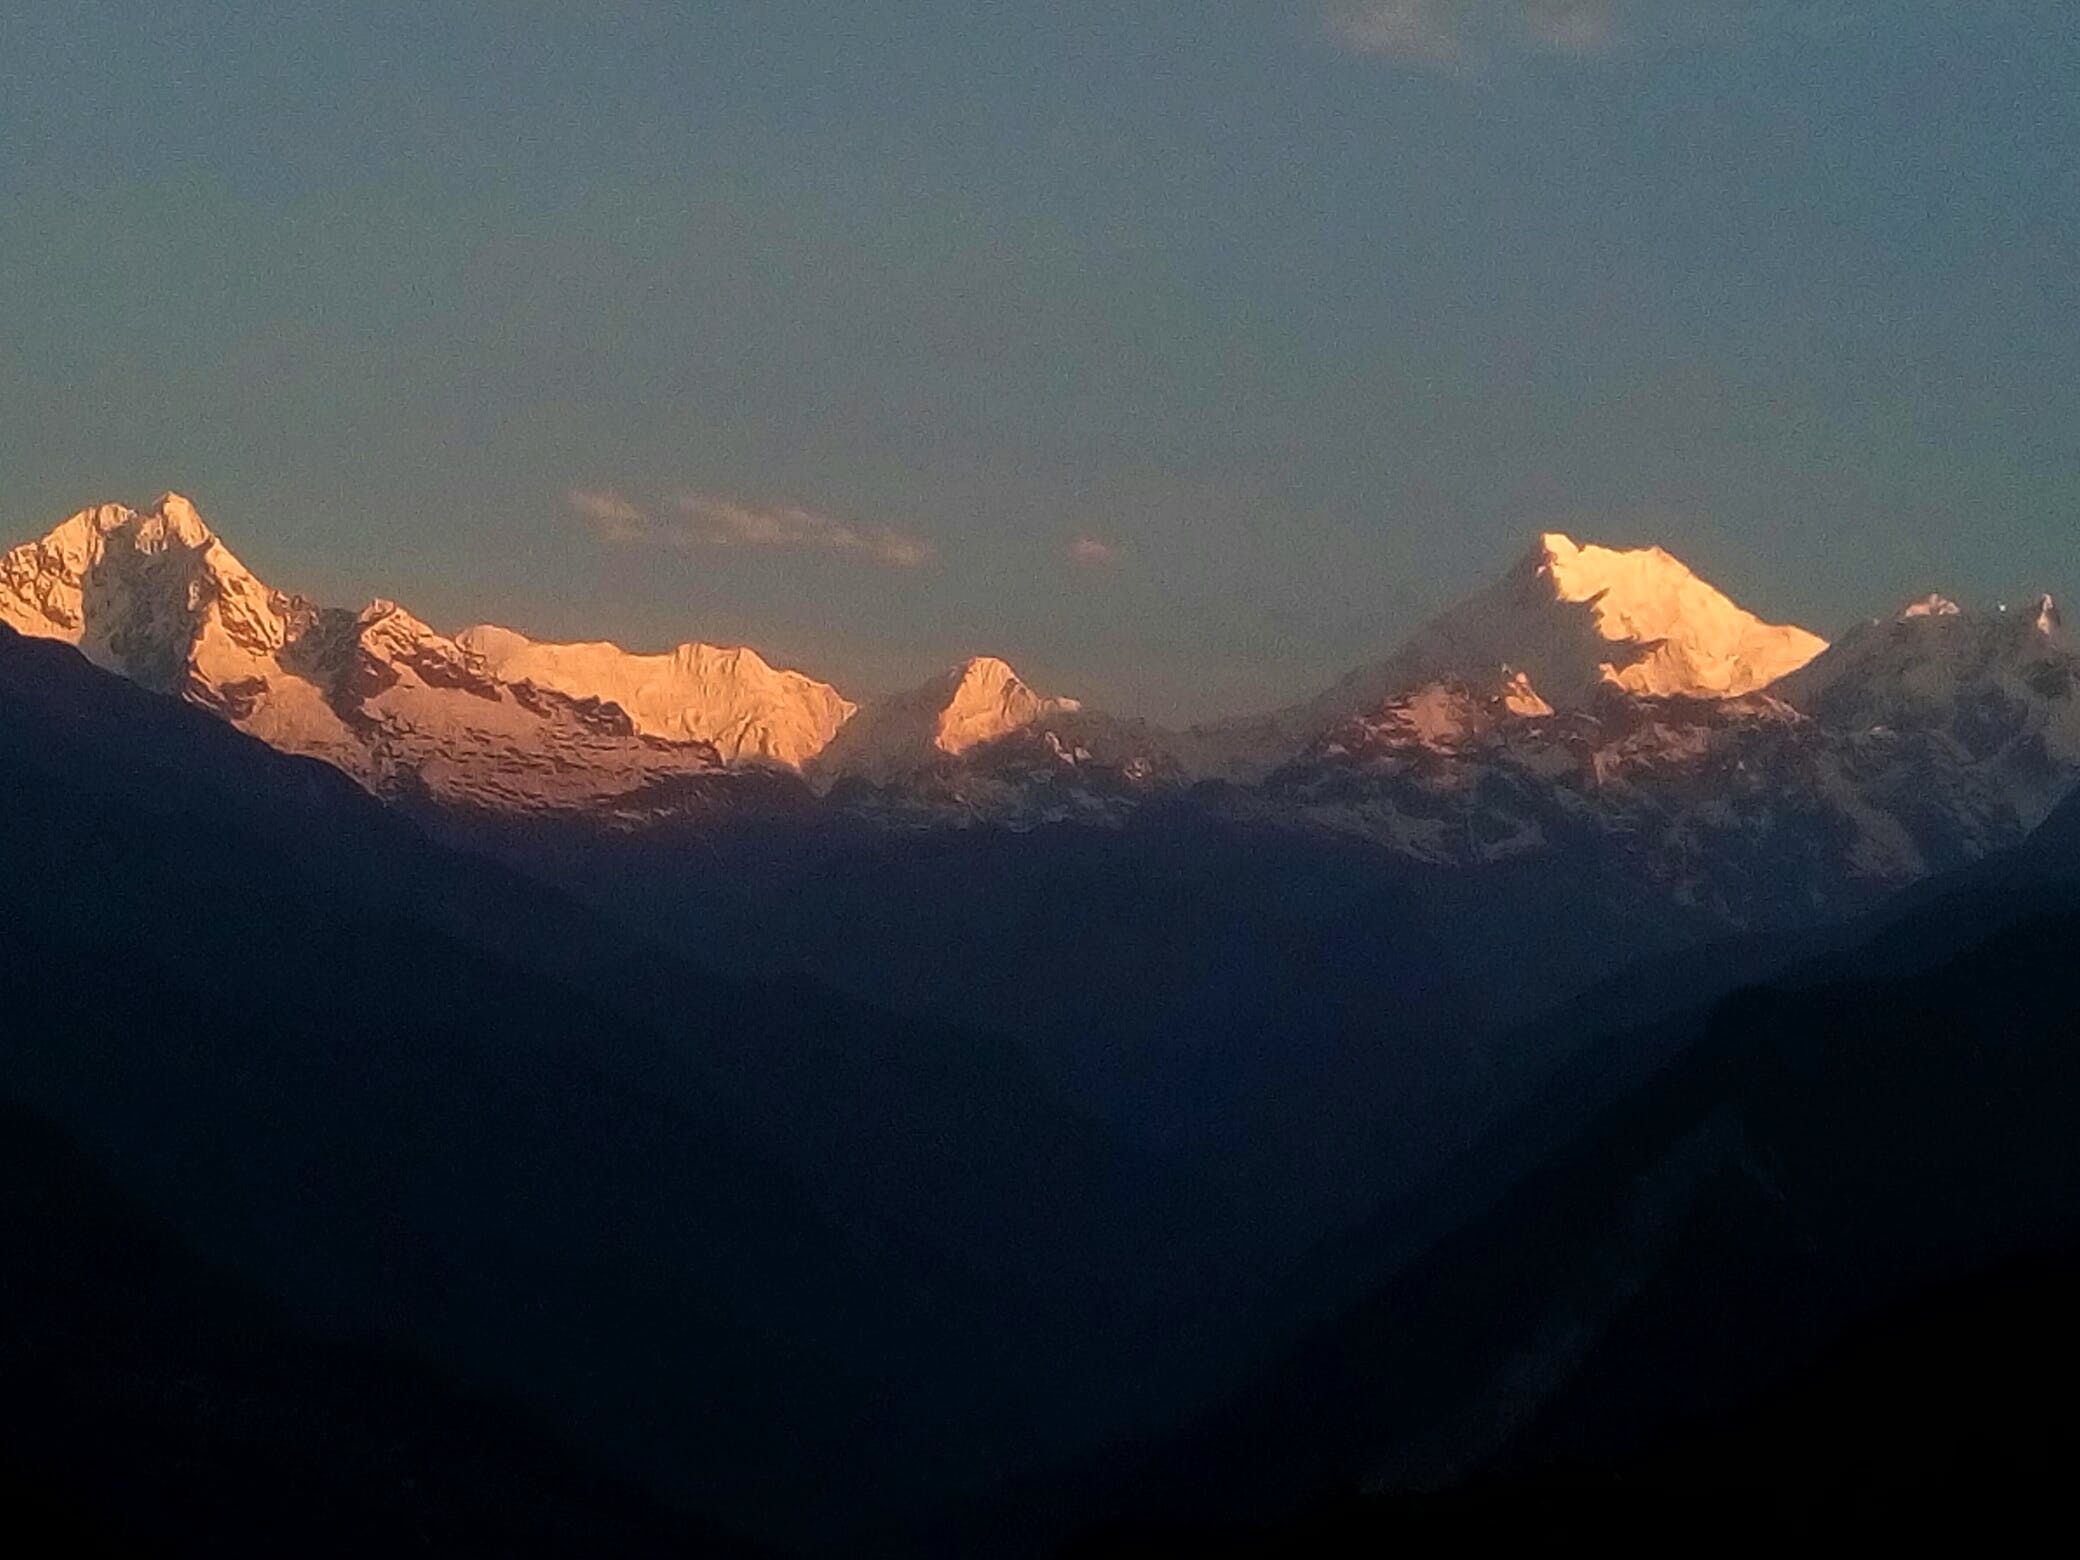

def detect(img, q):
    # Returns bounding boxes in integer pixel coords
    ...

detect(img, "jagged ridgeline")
[4,493,2079,1552]
[4,496,2075,888]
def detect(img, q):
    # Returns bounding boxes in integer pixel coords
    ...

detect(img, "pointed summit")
[150,491,214,545]
[812,656,1080,784]
[1238,533,1827,760]
[0,495,288,690]
[1506,531,1827,697]
[0,494,734,813]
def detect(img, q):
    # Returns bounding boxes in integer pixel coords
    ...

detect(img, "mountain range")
[5,492,2080,1552]
[11,492,2078,1227]
[5,495,2076,868]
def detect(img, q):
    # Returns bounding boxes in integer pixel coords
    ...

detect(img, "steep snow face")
[812,656,1081,785]
[1163,545,2072,906]
[1322,532,1826,722]
[456,625,853,768]
[0,495,354,756]
[1192,533,1827,779]
[1778,596,2080,786]
[0,498,730,816]
[1537,532,1828,695]
[3,495,293,689]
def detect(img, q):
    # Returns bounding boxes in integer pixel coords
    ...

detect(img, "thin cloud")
[572,489,936,569]
[1327,1,1619,64]
[1068,534,1120,568]
[569,489,649,542]
[673,494,937,569]
[1324,1,1776,69]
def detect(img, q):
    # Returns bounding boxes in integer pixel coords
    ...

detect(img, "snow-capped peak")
[150,491,213,545]
[456,624,854,768]
[1223,532,1828,767]
[45,492,219,560]
[812,655,1081,784]
[0,495,297,693]
[1778,591,2080,774]
[1520,531,1828,698]
[928,656,1081,752]
[0,496,746,814]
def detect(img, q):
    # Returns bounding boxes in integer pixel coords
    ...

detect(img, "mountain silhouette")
[1058,784,2080,1544]
[0,1091,757,1557]
[0,623,1231,1551]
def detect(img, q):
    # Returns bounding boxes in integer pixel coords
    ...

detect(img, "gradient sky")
[2,1,2074,719]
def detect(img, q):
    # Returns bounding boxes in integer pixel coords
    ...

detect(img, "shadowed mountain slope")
[1051,783,2080,1543]
[0,623,1220,1551]
[0,1094,755,1557]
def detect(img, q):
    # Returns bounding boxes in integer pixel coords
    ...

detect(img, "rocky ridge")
[5,496,2075,913]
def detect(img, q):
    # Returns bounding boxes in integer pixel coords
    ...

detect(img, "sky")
[1,1,2075,720]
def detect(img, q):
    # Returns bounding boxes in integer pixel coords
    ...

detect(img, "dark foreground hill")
[0,624,1227,1552]
[14,602,2079,1552]
[1056,784,2080,1546]
[0,1094,754,1557]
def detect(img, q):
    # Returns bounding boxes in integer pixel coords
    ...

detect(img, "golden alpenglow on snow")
[5,497,1852,806]
[1301,533,1824,727]
[811,656,1081,785]
[10,6,2080,1551]
[456,625,855,768]
[0,497,745,813]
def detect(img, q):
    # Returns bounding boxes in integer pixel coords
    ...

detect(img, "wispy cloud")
[570,489,650,541]
[1068,534,1120,568]
[1324,1,1776,69]
[1327,1,1618,64]
[572,489,936,569]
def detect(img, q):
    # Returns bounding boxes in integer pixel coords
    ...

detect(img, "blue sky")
[1,1,2074,718]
